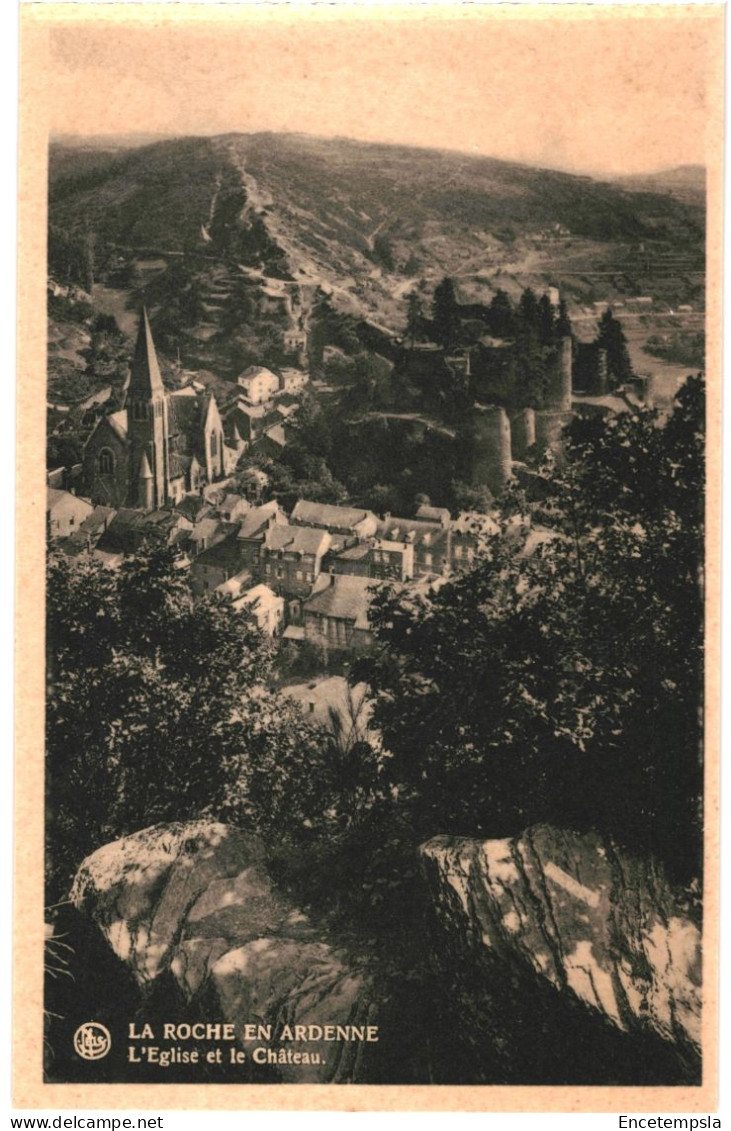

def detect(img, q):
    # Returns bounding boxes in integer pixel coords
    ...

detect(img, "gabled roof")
[47,488,92,514]
[190,516,227,544]
[127,308,164,399]
[175,495,211,522]
[192,532,247,573]
[236,502,281,541]
[291,500,376,532]
[262,423,286,448]
[264,524,330,557]
[78,506,117,536]
[220,493,248,513]
[377,516,450,549]
[304,573,376,627]
[238,365,280,385]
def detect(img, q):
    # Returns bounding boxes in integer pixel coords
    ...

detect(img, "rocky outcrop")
[67,820,701,1086]
[71,821,376,1082]
[421,825,701,1079]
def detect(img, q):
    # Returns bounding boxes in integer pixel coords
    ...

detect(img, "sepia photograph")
[14,0,722,1111]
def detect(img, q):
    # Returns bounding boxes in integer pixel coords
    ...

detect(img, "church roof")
[138,452,153,480]
[127,308,164,399]
[106,410,128,442]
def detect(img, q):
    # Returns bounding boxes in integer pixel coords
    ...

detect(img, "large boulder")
[421,825,701,1078]
[71,821,375,1082]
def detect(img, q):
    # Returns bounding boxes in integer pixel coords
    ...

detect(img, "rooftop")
[304,573,376,627]
[292,500,376,531]
[265,524,330,557]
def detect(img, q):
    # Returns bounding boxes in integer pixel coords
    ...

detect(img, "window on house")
[98,449,114,475]
[210,432,218,458]
[296,570,303,581]
[132,401,148,421]
[424,552,433,567]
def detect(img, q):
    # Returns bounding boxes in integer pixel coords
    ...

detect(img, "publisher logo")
[73,1022,111,1060]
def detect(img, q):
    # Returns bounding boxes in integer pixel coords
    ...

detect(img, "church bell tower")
[124,308,169,508]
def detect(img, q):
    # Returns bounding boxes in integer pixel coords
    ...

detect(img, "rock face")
[421,825,701,1080]
[71,821,376,1083]
[68,820,701,1086]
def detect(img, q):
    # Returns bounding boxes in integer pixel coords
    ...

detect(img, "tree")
[597,308,633,386]
[354,378,705,880]
[488,290,514,338]
[45,548,317,898]
[432,277,460,349]
[556,298,572,339]
[517,287,540,334]
[538,293,556,346]
[405,290,424,346]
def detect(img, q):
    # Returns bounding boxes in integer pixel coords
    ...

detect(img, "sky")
[42,5,720,177]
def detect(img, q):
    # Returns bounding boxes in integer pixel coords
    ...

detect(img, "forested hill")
[48,133,705,330]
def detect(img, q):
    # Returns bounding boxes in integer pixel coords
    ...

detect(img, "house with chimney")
[302,573,375,653]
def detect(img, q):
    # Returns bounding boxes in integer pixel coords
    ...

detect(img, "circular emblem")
[73,1022,111,1060]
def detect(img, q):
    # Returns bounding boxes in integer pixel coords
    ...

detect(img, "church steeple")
[126,308,169,508]
[128,306,165,399]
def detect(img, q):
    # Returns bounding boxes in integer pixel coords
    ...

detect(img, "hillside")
[48,132,706,374]
[614,165,706,207]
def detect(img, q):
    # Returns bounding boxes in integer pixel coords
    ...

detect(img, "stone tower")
[534,335,574,461]
[509,407,536,461]
[125,308,169,509]
[471,404,512,496]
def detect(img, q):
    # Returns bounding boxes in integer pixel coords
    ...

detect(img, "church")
[83,309,236,508]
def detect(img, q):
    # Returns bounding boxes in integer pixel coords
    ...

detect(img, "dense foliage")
[354,377,705,881]
[46,548,329,899]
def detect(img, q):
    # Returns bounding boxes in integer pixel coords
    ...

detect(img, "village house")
[174,495,212,523]
[223,400,266,445]
[290,500,378,540]
[97,507,194,556]
[232,584,285,637]
[278,368,309,395]
[328,536,414,582]
[46,488,94,540]
[450,511,500,571]
[255,423,288,459]
[376,515,452,577]
[302,573,375,654]
[212,569,252,601]
[190,530,249,595]
[237,366,280,406]
[186,516,233,557]
[260,523,331,598]
[235,501,288,571]
[218,493,250,523]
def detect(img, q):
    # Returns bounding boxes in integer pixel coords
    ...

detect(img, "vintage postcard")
[14,0,723,1113]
